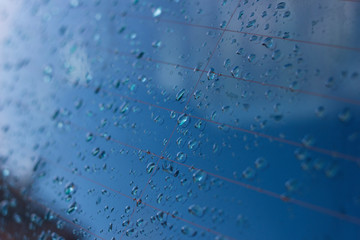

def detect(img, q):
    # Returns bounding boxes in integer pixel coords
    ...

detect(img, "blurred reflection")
[0,160,77,239]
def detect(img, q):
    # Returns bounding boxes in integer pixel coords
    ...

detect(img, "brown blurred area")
[0,172,79,240]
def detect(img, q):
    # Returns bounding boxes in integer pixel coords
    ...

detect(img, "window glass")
[0,0,359,239]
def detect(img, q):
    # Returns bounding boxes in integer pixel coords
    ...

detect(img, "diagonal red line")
[38,155,136,201]
[67,120,360,227]
[95,47,360,106]
[135,0,240,210]
[125,14,360,52]
[48,0,360,234]
[77,170,136,201]
[119,3,241,239]
[145,56,360,106]
[215,72,360,106]
[79,84,360,163]
[141,201,237,240]
[42,156,237,240]
[62,0,360,226]
[225,28,360,52]
[103,87,184,114]
[187,114,360,163]
[8,1,359,238]
[28,197,106,240]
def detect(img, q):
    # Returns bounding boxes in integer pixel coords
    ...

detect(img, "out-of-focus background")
[0,0,360,239]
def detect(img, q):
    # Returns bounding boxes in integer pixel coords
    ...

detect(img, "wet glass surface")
[0,0,360,239]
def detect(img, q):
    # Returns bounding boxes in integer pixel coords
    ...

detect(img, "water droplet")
[250,35,258,42]
[242,167,255,179]
[338,108,352,123]
[98,150,106,159]
[248,54,256,62]
[43,65,53,82]
[152,40,162,48]
[74,99,83,109]
[176,88,186,101]
[213,143,219,153]
[170,111,177,119]
[255,157,268,169]
[157,193,163,204]
[57,220,64,229]
[193,90,202,100]
[176,137,183,146]
[64,182,76,195]
[92,147,100,156]
[181,226,197,237]
[188,139,199,150]
[302,135,315,147]
[13,213,21,223]
[119,102,129,114]
[194,119,204,130]
[156,211,165,222]
[146,162,156,174]
[207,67,216,80]
[272,50,281,60]
[85,133,93,142]
[220,20,227,28]
[262,37,273,48]
[153,7,162,17]
[131,186,139,196]
[283,32,290,39]
[123,206,130,214]
[136,218,144,227]
[224,59,231,69]
[283,10,291,18]
[285,179,298,192]
[246,19,256,28]
[277,2,286,9]
[193,170,207,183]
[211,111,217,120]
[231,66,240,77]
[177,114,190,126]
[122,219,130,226]
[118,26,126,34]
[188,204,205,217]
[67,202,77,214]
[236,214,248,228]
[136,52,146,59]
[176,152,187,162]
[0,201,8,216]
[325,163,339,178]
[238,10,244,20]
[162,162,173,174]
[236,48,244,55]
[126,228,134,236]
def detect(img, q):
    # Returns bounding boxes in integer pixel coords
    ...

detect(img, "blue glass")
[0,0,359,239]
